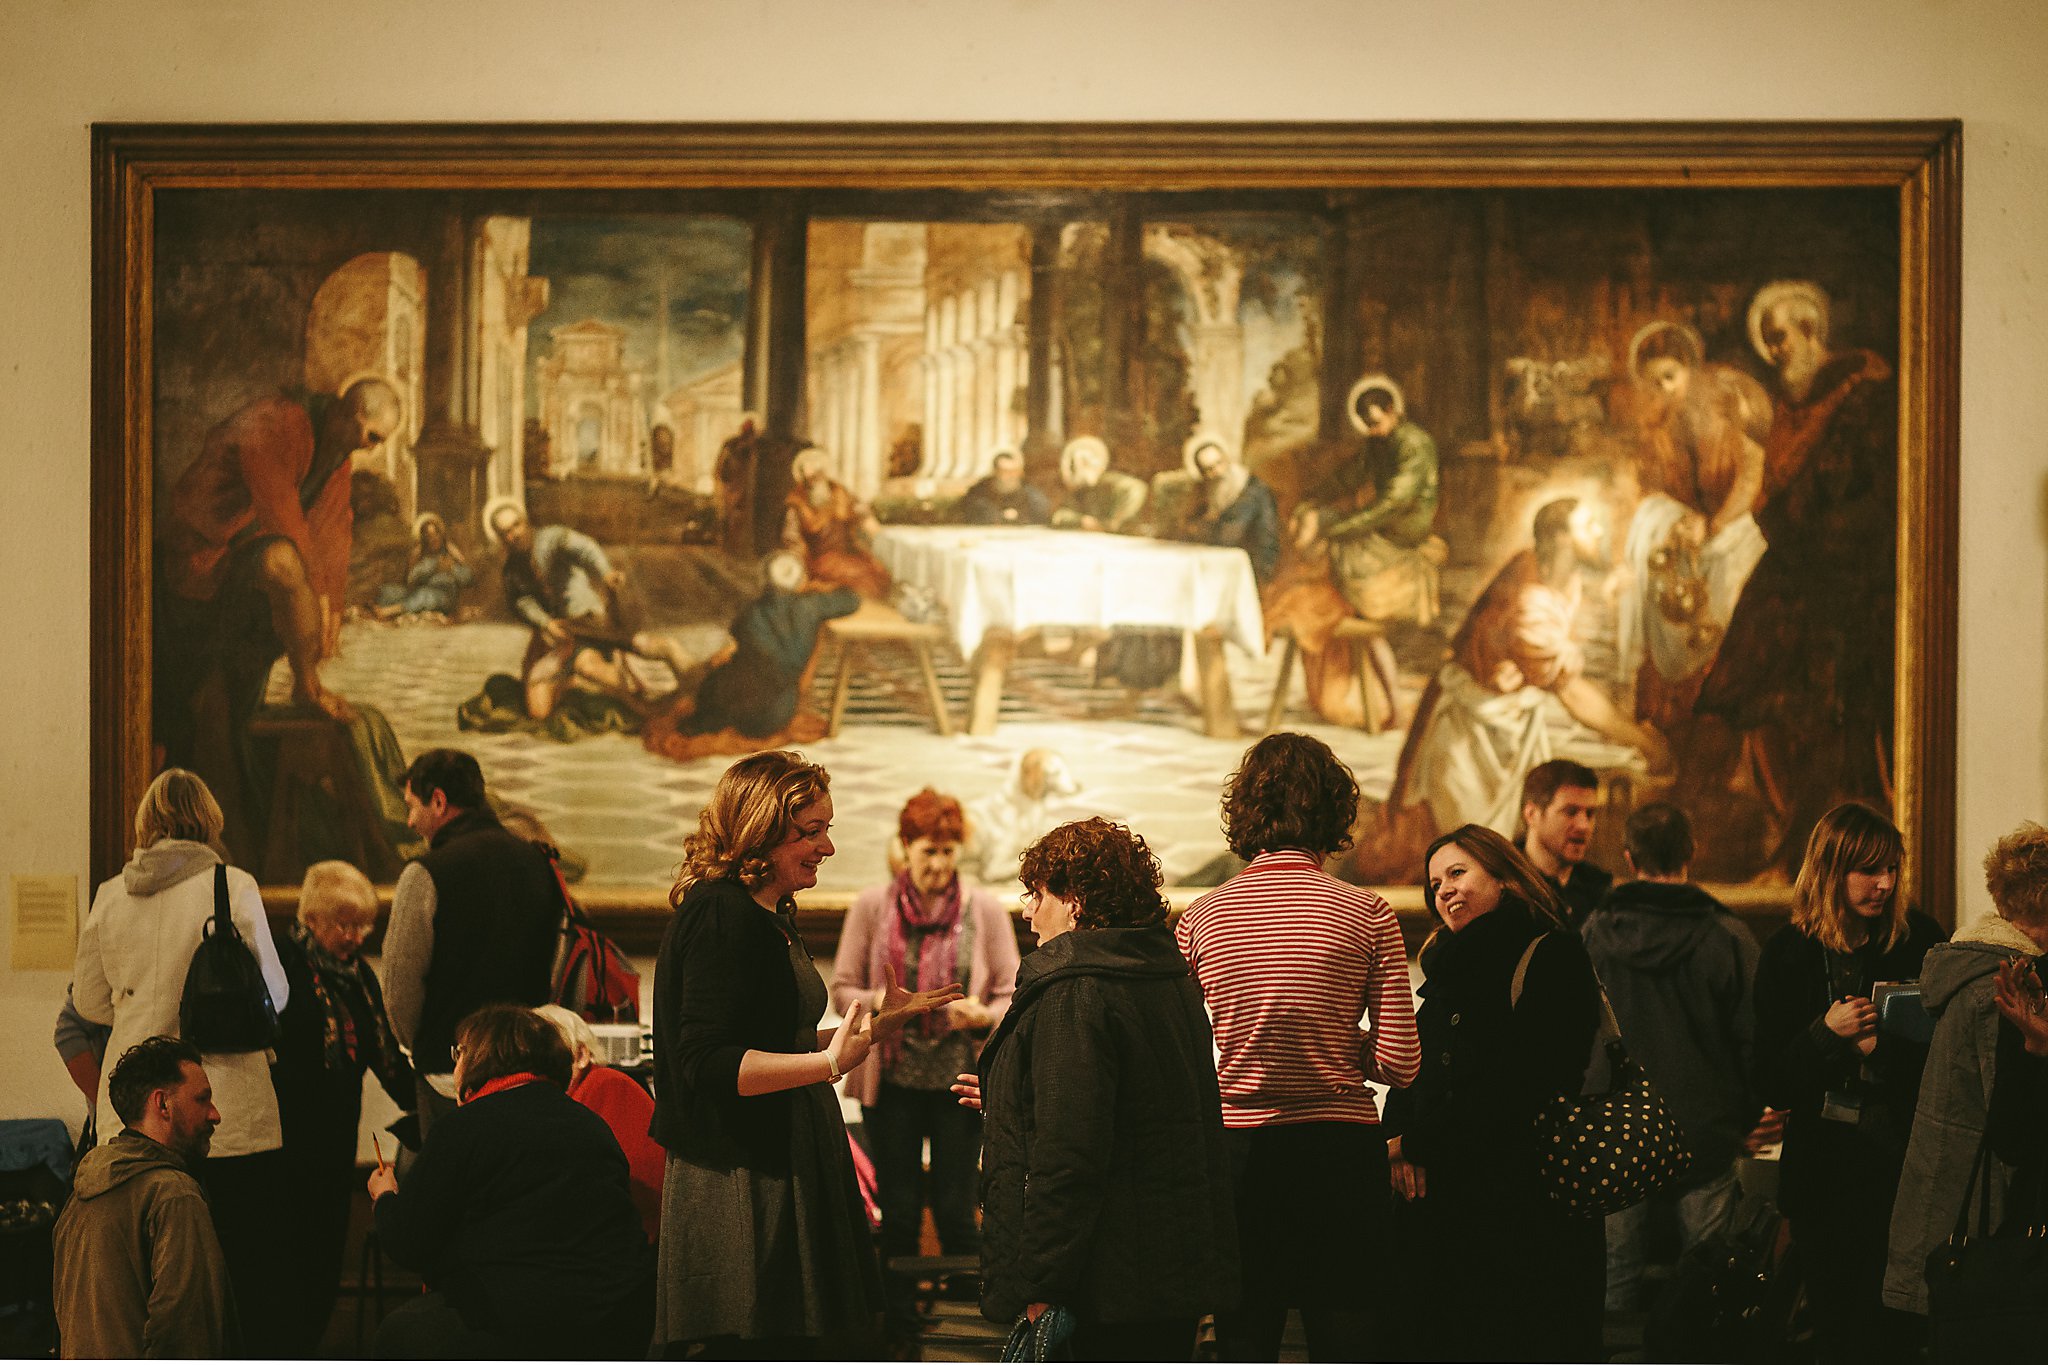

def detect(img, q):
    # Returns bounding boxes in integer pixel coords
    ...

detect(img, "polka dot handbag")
[1513,934,1696,1219]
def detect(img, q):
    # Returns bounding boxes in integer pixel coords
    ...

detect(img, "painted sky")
[526,215,751,411]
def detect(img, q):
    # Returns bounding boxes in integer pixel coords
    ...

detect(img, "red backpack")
[546,857,641,1023]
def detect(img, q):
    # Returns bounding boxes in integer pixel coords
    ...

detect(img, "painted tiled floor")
[314,614,1627,891]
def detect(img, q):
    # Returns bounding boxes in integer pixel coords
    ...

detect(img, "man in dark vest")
[382,748,562,1135]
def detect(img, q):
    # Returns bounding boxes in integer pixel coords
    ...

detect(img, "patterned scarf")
[294,923,406,1082]
[881,870,962,1062]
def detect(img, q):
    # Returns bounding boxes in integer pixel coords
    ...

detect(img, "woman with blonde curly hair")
[1885,821,2048,1320]
[966,817,1237,1361]
[1754,801,1945,1365]
[650,751,959,1357]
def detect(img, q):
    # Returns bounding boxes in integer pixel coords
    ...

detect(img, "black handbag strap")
[210,863,234,940]
[1952,1123,1997,1241]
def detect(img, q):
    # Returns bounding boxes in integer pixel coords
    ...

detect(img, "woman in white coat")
[70,768,294,1355]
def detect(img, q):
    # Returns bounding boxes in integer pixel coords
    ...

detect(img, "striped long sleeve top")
[1175,850,1421,1128]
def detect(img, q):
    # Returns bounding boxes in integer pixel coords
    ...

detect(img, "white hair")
[535,1004,600,1059]
[766,551,807,593]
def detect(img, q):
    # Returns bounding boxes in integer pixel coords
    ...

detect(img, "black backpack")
[179,865,280,1052]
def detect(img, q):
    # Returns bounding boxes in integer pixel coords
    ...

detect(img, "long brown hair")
[1792,802,1907,953]
[1422,824,1569,930]
[672,750,831,904]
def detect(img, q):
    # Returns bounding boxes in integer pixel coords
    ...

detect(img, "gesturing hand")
[873,963,965,1040]
[1995,959,2048,1057]
[828,1000,875,1076]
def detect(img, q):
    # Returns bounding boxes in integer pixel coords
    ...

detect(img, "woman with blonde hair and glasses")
[69,767,294,1354]
[651,751,960,1358]
[1754,802,1945,1365]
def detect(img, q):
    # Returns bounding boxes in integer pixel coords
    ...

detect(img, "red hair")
[898,787,966,845]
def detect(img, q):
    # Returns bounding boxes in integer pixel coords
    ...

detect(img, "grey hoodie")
[121,838,221,898]
[1882,914,2040,1314]
[52,1128,233,1357]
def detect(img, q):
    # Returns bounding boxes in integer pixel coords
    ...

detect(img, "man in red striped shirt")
[1176,732,1420,1361]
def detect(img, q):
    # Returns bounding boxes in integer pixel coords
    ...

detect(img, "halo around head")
[411,511,447,542]
[480,495,526,548]
[1346,373,1405,435]
[1746,280,1830,362]
[1627,320,1706,378]
[1181,430,1234,478]
[1060,436,1110,484]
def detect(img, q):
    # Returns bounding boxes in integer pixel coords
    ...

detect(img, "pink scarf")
[881,870,962,1062]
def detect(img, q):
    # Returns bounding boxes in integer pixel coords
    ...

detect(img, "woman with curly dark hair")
[963,817,1237,1361]
[1174,733,1418,1360]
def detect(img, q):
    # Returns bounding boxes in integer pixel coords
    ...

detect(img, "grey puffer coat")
[1882,913,2041,1314]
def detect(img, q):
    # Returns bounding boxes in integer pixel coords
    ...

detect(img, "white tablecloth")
[873,526,1266,660]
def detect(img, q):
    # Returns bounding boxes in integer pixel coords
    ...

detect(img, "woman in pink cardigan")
[833,788,1020,1324]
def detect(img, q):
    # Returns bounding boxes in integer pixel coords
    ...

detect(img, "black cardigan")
[976,925,1238,1326]
[650,877,810,1172]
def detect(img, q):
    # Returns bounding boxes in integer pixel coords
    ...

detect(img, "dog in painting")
[964,748,1084,883]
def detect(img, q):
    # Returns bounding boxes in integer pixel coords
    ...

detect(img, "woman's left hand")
[873,963,965,1039]
[950,1072,982,1111]
[947,997,995,1032]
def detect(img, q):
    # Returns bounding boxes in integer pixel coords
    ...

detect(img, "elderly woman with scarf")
[270,859,414,1354]
[833,788,1020,1322]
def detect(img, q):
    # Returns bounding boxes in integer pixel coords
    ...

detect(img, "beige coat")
[71,841,288,1156]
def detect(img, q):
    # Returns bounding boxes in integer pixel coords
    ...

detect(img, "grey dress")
[653,909,881,1345]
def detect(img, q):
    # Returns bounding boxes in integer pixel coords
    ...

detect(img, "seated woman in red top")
[538,1004,663,1245]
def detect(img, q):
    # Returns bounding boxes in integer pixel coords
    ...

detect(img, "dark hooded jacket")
[976,924,1238,1326]
[1882,915,2042,1313]
[1582,880,1761,1180]
[52,1129,234,1359]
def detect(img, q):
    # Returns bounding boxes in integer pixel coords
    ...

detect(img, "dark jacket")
[1582,880,1761,1180]
[52,1130,234,1359]
[1883,916,2042,1313]
[373,1080,652,1354]
[271,927,412,1169]
[651,877,807,1171]
[1551,860,1613,933]
[1753,912,1945,1221]
[1384,898,1602,1191]
[411,809,563,1073]
[976,924,1238,1326]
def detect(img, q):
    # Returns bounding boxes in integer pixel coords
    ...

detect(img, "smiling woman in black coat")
[1383,824,1605,1363]
[970,818,1237,1363]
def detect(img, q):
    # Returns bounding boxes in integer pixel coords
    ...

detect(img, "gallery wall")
[3,0,2044,1129]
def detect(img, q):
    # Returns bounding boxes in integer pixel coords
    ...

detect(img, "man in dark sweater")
[1520,758,1613,930]
[1581,802,1761,1313]
[383,749,564,1138]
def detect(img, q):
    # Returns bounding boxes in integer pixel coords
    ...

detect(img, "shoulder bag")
[1511,931,1694,1217]
[1923,1124,2048,1361]
[179,864,281,1052]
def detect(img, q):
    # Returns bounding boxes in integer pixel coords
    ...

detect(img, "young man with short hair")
[1519,758,1611,929]
[53,1037,233,1358]
[1580,803,1761,1314]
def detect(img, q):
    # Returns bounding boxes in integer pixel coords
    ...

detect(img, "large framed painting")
[92,122,1960,938]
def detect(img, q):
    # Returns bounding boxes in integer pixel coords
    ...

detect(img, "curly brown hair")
[1220,733,1359,859]
[1017,817,1168,930]
[1985,822,2048,931]
[672,751,832,904]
